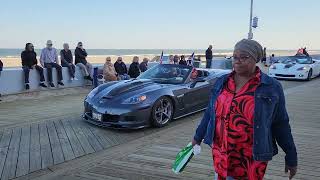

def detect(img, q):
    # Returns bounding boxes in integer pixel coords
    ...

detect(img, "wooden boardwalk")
[0,118,151,180]
[0,74,318,180]
[21,78,320,180]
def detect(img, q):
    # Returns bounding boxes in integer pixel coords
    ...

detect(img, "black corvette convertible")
[83,64,230,129]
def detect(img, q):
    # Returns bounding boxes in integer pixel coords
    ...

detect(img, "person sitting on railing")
[114,57,130,80]
[75,42,93,81]
[139,58,149,72]
[21,43,47,90]
[128,56,141,78]
[60,43,77,81]
[173,55,179,64]
[40,40,64,87]
[169,55,174,64]
[179,55,187,65]
[103,57,117,81]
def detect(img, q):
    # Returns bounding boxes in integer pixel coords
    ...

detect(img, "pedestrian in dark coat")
[205,45,213,68]
[128,56,141,78]
[114,57,130,80]
[139,58,149,72]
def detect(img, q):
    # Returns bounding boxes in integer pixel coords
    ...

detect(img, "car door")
[183,80,211,113]
[314,60,320,76]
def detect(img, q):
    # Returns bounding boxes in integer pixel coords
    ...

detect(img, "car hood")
[92,79,171,102]
[272,63,309,70]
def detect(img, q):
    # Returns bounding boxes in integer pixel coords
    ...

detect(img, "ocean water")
[0,48,319,58]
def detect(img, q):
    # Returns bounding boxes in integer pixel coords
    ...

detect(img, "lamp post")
[248,0,254,39]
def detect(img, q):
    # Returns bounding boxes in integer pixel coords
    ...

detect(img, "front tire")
[307,69,313,81]
[151,97,174,128]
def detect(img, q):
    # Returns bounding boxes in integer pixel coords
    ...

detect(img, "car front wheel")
[151,97,174,128]
[307,69,313,81]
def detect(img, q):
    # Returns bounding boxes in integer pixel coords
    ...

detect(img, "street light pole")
[248,0,253,39]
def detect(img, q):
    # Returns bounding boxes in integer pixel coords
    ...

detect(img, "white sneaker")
[70,77,74,81]
[74,77,79,80]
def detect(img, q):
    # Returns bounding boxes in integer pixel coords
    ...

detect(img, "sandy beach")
[2,51,319,68]
[1,55,158,68]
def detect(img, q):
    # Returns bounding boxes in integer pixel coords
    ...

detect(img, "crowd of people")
[102,56,149,82]
[0,40,152,92]
[166,54,202,66]
[20,40,94,90]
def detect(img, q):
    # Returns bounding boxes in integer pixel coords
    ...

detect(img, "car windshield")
[138,64,192,84]
[281,56,313,64]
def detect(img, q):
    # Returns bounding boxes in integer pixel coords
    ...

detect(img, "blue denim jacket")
[193,72,297,167]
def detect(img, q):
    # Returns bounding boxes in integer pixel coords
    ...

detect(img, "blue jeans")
[214,172,234,180]
[206,59,212,68]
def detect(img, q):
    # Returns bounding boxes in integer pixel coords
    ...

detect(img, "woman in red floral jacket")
[192,39,297,180]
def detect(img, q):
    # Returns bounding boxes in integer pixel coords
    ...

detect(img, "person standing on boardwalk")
[21,43,47,90]
[303,47,309,56]
[40,40,64,87]
[205,45,213,68]
[261,47,267,64]
[0,59,3,101]
[75,42,93,81]
[192,39,297,180]
[60,43,77,81]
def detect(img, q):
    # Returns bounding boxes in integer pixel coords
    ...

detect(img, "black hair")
[25,43,33,51]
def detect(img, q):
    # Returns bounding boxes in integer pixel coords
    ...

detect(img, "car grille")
[103,114,120,122]
[85,111,120,122]
[275,74,295,77]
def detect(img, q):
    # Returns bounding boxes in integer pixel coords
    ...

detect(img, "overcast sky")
[0,0,319,49]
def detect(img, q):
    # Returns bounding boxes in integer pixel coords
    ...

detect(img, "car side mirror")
[190,77,205,88]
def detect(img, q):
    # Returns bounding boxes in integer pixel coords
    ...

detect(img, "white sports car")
[268,56,320,80]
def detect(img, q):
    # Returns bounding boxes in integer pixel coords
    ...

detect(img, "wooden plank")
[16,125,30,177]
[1,127,21,180]
[39,122,53,169]
[0,130,12,178]
[61,120,85,157]
[54,120,75,161]
[29,123,41,172]
[47,121,64,165]
[69,120,95,154]
[88,126,113,149]
[80,125,103,152]
[98,129,119,145]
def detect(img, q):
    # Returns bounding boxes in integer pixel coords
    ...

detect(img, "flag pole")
[248,0,254,39]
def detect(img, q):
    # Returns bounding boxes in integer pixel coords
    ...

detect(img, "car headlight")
[122,95,147,104]
[296,66,308,71]
[87,87,99,99]
[270,65,277,69]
